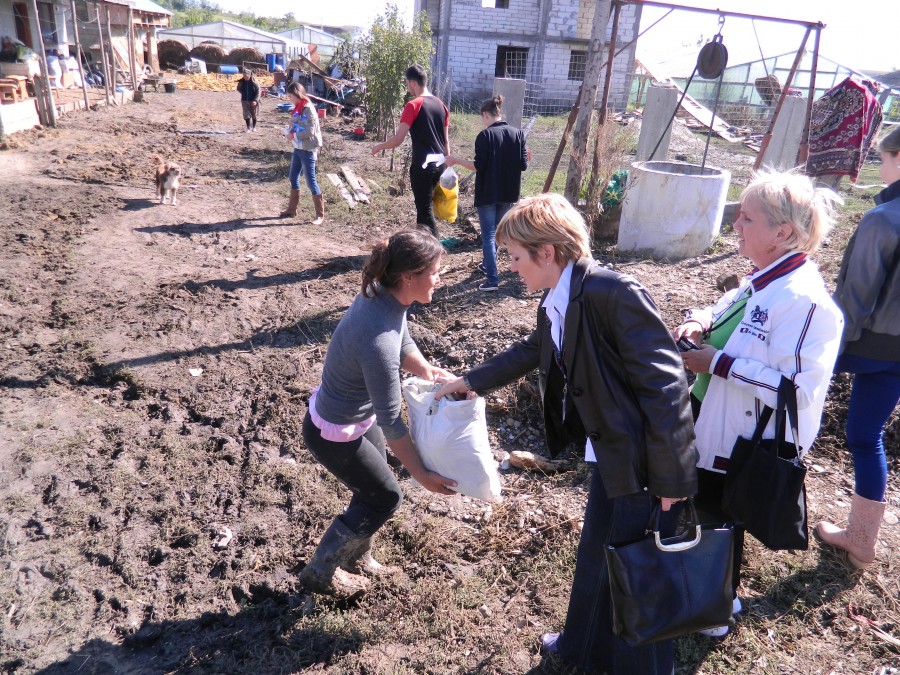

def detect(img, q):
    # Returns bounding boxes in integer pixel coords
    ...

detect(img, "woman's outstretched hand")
[414,469,458,495]
[434,377,470,400]
[659,496,687,512]
[680,344,717,374]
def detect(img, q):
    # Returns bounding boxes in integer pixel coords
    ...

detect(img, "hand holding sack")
[401,377,502,503]
[433,167,459,223]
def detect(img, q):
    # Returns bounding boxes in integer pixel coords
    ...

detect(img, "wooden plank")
[340,165,370,194]
[326,173,355,208]
[305,91,342,109]
[637,60,744,144]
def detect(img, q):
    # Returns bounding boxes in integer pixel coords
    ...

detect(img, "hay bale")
[190,43,228,66]
[226,47,264,67]
[158,39,189,70]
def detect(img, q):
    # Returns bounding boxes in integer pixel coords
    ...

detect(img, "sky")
[637,0,897,75]
[211,0,895,74]
[211,0,417,33]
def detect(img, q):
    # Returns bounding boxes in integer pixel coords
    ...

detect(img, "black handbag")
[723,376,809,551]
[606,499,734,647]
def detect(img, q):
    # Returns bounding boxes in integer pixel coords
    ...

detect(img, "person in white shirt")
[673,169,844,636]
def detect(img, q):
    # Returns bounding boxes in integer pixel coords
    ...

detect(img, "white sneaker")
[698,597,743,637]
[699,625,730,637]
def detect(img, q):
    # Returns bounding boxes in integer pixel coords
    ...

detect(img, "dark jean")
[475,202,511,286]
[301,412,403,537]
[409,165,442,237]
[557,468,679,674]
[289,148,321,195]
[836,352,900,502]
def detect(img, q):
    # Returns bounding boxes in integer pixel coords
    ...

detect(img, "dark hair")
[404,64,428,88]
[361,229,443,297]
[480,94,503,116]
[286,82,306,98]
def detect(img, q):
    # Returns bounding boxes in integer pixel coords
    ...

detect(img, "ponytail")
[361,229,444,297]
[480,94,504,117]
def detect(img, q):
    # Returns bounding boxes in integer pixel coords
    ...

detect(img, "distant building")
[415,0,641,113]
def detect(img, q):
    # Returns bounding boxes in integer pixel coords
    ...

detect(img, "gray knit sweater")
[314,285,418,440]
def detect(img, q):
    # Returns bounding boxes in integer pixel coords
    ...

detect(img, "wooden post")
[588,1,620,201]
[96,3,111,105]
[28,0,57,126]
[564,0,613,204]
[127,6,138,91]
[543,88,582,193]
[70,0,91,111]
[105,3,116,99]
[754,26,811,171]
[796,26,821,168]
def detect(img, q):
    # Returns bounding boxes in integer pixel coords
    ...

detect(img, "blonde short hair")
[741,170,843,254]
[496,193,591,264]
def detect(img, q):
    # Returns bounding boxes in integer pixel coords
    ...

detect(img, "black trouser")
[301,412,403,537]
[558,469,680,673]
[690,393,744,597]
[409,164,442,238]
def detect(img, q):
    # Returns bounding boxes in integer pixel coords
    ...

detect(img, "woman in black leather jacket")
[436,193,697,674]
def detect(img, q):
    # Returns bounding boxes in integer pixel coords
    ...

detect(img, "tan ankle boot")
[280,189,301,218]
[816,493,886,569]
[311,193,325,225]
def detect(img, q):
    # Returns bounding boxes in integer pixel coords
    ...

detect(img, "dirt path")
[1,90,897,675]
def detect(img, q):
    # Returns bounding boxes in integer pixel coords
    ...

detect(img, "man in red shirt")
[372,64,450,238]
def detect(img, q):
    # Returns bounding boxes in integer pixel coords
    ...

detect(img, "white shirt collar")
[542,260,575,351]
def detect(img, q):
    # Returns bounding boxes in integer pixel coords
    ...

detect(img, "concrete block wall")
[449,0,542,34]
[428,0,641,112]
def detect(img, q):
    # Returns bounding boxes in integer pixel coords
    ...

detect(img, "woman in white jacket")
[673,170,844,636]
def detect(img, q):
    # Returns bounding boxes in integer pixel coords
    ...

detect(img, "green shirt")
[692,291,750,402]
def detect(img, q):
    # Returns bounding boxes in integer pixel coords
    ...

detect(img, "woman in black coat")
[436,193,697,674]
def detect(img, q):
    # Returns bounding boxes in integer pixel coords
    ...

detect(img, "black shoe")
[477,262,487,275]
[479,282,499,292]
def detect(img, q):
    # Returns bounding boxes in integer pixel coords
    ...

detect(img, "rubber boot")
[339,535,397,577]
[816,493,886,569]
[311,193,325,225]
[280,189,300,218]
[298,518,370,598]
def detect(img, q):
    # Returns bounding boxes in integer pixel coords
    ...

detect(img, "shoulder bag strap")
[775,376,802,460]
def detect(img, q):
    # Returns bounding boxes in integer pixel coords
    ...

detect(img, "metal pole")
[96,3,111,105]
[754,25,811,170]
[28,0,57,126]
[622,0,822,29]
[796,26,821,168]
[70,0,91,112]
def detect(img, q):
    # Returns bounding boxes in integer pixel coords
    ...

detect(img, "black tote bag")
[723,376,808,551]
[606,499,734,647]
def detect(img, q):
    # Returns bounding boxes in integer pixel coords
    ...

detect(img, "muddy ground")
[0,90,898,675]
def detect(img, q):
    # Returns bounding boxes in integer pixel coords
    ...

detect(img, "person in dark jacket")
[436,193,697,674]
[236,69,260,132]
[446,95,528,291]
[817,126,900,569]
[371,64,450,238]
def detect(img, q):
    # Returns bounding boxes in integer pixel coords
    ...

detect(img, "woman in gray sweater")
[300,229,457,597]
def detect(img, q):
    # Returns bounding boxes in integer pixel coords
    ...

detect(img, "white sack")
[402,377,502,503]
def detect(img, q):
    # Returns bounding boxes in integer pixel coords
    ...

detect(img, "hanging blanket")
[806,77,882,182]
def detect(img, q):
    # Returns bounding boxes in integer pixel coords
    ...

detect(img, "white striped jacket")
[689,253,844,473]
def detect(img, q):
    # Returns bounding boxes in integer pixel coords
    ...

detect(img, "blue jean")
[301,412,403,537]
[556,468,678,674]
[476,202,511,286]
[836,353,900,502]
[289,149,321,195]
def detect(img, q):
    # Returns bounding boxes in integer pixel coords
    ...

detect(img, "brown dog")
[154,157,180,205]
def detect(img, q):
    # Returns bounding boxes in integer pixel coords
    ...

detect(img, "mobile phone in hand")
[676,337,701,352]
